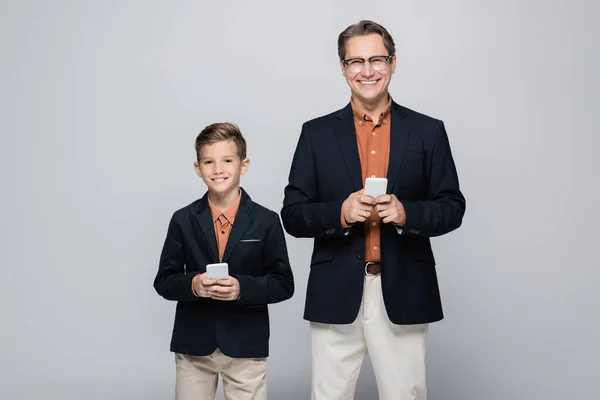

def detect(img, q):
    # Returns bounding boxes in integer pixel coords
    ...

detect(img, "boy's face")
[194,140,249,197]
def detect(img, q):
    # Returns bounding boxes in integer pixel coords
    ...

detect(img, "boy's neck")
[208,187,241,212]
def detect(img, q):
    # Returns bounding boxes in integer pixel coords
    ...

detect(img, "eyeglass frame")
[342,54,395,71]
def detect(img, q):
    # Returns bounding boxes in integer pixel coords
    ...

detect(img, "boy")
[154,122,294,400]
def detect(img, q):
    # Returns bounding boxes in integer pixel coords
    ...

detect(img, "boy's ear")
[194,161,202,177]
[240,158,250,175]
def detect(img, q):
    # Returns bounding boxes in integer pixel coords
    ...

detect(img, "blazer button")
[357,252,364,260]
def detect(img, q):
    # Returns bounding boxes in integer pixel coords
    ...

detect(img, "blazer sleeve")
[233,214,295,306]
[153,214,205,302]
[400,120,466,237]
[281,123,347,239]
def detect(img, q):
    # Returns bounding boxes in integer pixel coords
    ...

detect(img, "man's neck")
[208,188,240,212]
[353,93,390,121]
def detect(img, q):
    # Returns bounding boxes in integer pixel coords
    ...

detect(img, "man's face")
[340,34,396,106]
[194,140,249,197]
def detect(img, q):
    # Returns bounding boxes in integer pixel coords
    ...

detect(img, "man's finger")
[210,291,231,297]
[211,292,235,300]
[375,203,390,212]
[202,278,217,286]
[354,214,367,222]
[354,210,370,220]
[217,278,234,286]
[378,208,393,218]
[210,285,232,293]
[358,195,376,205]
[381,215,396,224]
[375,194,392,204]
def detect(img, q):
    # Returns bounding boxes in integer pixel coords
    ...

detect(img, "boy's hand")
[209,276,241,301]
[192,273,217,298]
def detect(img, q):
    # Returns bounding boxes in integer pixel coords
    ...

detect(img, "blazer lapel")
[195,196,219,263]
[386,102,411,192]
[222,189,253,263]
[334,104,363,191]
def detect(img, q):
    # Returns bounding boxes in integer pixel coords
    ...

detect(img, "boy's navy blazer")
[154,188,294,358]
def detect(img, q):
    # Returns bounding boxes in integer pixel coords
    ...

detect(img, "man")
[281,20,466,400]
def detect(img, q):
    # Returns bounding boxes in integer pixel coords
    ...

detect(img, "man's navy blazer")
[154,188,294,357]
[281,101,465,325]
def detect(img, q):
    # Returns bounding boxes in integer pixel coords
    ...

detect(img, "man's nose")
[361,61,375,77]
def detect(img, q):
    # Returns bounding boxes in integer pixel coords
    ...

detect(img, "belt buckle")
[365,261,378,276]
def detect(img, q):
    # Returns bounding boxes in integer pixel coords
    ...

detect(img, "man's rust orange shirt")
[342,97,392,262]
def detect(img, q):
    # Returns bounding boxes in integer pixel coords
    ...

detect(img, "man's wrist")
[393,214,405,226]
[191,274,201,297]
[395,201,406,226]
[393,216,406,226]
[341,200,353,228]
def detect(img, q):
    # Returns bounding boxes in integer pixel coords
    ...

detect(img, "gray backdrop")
[1,0,598,399]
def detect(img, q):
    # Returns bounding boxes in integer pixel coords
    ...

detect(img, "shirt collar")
[208,190,242,224]
[350,95,392,125]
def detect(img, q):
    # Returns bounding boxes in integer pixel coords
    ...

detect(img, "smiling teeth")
[214,178,226,182]
[361,81,377,85]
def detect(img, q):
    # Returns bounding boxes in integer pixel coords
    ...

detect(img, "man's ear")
[340,59,347,77]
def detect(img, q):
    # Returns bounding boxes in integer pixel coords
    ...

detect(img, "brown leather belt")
[365,262,381,275]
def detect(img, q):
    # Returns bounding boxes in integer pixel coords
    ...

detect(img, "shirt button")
[382,118,388,124]
[373,246,378,251]
[371,150,376,155]
[372,222,377,226]
[358,121,364,126]
[372,131,376,135]
[371,175,376,178]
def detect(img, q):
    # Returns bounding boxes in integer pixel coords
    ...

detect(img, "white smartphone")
[205,262,229,280]
[364,177,388,198]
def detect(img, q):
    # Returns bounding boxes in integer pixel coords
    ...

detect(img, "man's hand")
[374,194,406,225]
[343,189,376,225]
[192,273,218,298]
[208,276,241,301]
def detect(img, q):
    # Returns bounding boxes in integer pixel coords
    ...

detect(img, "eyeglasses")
[342,55,395,73]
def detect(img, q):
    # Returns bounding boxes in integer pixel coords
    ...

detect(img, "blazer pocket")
[310,247,334,267]
[396,235,436,265]
[240,239,262,243]
[408,254,436,266]
[398,150,425,179]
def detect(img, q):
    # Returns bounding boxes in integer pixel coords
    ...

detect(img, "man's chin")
[353,90,385,103]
